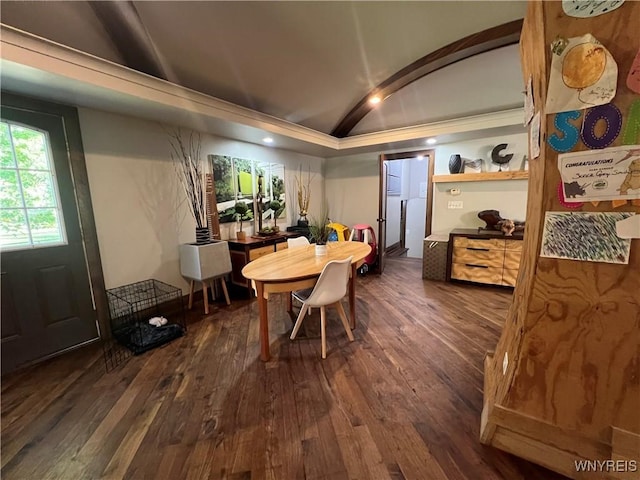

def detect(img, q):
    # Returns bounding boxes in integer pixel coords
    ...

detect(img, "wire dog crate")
[104,279,186,368]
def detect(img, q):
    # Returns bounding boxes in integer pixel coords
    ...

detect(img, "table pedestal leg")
[256,281,270,361]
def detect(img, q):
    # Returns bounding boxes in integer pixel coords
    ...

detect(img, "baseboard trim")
[491,428,599,479]
[612,427,640,462]
[484,405,639,479]
[385,241,401,253]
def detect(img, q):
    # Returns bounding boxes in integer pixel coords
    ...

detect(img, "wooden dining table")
[242,241,372,361]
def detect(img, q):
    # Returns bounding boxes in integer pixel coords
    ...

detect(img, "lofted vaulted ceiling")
[0,1,528,154]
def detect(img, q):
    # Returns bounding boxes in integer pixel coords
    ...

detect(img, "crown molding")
[339,109,524,152]
[1,24,524,156]
[0,25,338,149]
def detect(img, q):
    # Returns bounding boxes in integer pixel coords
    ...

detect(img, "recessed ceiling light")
[426,138,437,145]
[369,95,382,105]
[263,137,274,144]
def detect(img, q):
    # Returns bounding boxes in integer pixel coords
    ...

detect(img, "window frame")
[1,119,68,251]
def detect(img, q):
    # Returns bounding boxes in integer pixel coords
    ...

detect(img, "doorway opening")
[377,150,434,273]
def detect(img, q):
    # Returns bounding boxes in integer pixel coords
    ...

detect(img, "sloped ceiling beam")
[331,19,524,138]
[89,1,167,80]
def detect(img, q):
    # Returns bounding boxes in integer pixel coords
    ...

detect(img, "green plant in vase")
[269,200,281,232]
[234,201,250,240]
[308,208,330,255]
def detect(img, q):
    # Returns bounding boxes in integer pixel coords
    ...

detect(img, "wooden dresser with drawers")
[446,228,523,287]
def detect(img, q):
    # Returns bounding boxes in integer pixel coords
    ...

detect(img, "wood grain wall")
[481,1,640,478]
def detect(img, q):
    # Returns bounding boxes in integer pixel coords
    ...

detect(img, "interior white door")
[377,158,388,273]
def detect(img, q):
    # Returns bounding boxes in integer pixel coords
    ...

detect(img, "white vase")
[315,244,327,256]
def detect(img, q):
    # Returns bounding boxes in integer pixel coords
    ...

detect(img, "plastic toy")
[348,224,377,274]
[327,222,350,241]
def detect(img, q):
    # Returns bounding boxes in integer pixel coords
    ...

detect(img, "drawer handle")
[465,264,488,269]
[466,247,490,251]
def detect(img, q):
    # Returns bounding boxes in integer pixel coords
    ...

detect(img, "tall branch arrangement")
[295,165,314,217]
[168,129,207,229]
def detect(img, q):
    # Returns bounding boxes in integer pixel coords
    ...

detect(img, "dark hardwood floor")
[1,258,568,480]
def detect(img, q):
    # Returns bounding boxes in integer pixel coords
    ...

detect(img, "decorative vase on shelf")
[448,154,464,174]
[195,227,210,245]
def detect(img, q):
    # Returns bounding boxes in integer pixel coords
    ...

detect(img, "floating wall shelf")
[432,171,529,183]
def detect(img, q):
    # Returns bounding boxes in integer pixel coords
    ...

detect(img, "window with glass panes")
[0,121,66,250]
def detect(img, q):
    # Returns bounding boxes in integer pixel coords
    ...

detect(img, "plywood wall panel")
[482,1,640,477]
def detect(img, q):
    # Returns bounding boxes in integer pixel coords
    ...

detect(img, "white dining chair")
[290,256,354,359]
[287,235,311,312]
[287,236,310,248]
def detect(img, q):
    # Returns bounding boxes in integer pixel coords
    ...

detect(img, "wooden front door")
[1,103,98,374]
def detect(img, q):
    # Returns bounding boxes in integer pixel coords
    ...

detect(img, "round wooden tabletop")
[242,241,372,282]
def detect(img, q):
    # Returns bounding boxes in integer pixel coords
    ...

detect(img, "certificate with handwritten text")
[558,145,640,202]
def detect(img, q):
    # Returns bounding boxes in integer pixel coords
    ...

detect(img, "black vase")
[195,227,210,245]
[448,154,464,174]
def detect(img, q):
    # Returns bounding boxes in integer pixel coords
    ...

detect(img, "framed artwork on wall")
[208,155,286,234]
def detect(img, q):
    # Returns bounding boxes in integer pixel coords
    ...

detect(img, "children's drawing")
[615,214,640,239]
[524,75,534,126]
[562,0,625,18]
[558,145,640,202]
[619,156,640,195]
[541,212,633,264]
[529,111,541,159]
[546,34,617,114]
[627,47,640,94]
[557,181,584,209]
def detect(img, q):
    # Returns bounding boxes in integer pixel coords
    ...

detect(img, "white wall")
[325,153,379,234]
[78,108,324,292]
[405,158,427,258]
[386,195,402,246]
[431,132,528,235]
[432,180,528,235]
